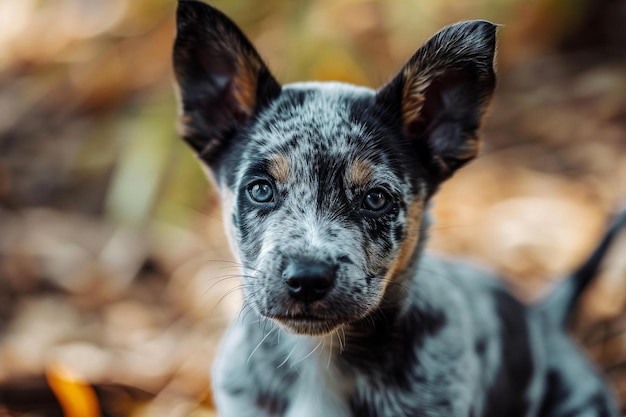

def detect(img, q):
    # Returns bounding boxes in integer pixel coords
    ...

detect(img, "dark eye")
[361,189,392,214]
[247,180,274,203]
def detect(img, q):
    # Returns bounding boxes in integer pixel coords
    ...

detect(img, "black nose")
[282,259,336,303]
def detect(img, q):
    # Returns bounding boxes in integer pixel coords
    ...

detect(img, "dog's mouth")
[269,314,347,336]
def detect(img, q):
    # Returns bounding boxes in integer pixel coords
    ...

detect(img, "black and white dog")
[172,1,624,415]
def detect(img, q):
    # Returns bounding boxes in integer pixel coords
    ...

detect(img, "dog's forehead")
[242,82,390,179]
[253,81,375,153]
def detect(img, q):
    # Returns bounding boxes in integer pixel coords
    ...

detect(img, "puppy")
[172,1,624,416]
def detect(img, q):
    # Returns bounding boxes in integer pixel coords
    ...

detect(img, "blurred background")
[0,0,625,415]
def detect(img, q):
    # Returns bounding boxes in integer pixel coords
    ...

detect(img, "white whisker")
[277,337,300,369]
[292,338,324,367]
[247,325,277,364]
[327,333,333,369]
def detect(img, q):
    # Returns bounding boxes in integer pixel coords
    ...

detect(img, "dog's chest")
[283,346,353,417]
[274,345,410,417]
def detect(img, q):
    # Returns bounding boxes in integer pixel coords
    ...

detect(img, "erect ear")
[377,20,497,181]
[173,0,281,165]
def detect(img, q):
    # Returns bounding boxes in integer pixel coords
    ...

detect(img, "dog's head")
[173,0,496,335]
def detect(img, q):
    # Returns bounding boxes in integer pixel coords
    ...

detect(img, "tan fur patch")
[401,65,432,127]
[268,153,290,183]
[383,199,424,290]
[233,53,260,116]
[401,66,481,166]
[348,159,373,188]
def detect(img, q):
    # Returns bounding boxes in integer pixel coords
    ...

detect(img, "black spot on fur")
[347,307,447,414]
[349,400,376,417]
[255,392,288,415]
[475,338,486,355]
[394,225,405,241]
[434,397,453,409]
[338,255,354,265]
[482,288,533,417]
[538,369,615,417]
[538,369,567,416]
[343,306,446,390]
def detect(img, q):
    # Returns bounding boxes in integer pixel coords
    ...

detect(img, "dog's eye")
[247,180,274,203]
[361,189,391,214]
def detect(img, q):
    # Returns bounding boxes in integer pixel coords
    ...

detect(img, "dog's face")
[173,0,496,335]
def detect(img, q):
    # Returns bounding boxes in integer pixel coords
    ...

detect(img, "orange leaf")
[46,362,101,417]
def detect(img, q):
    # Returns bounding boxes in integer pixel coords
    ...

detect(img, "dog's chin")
[270,316,346,336]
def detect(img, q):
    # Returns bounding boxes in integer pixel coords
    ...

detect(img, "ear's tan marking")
[383,199,424,290]
[401,66,432,128]
[268,153,290,183]
[401,66,481,165]
[233,53,260,116]
[348,159,373,188]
